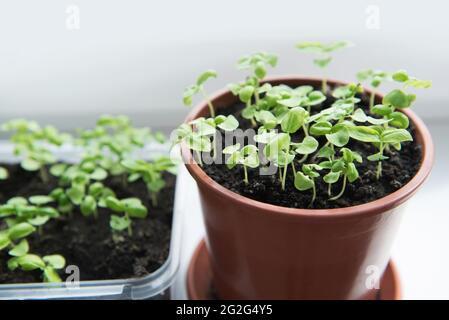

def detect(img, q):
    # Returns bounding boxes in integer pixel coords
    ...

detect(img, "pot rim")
[181,75,434,219]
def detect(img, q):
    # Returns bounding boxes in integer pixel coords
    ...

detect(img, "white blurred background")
[0,0,448,299]
[0,0,447,131]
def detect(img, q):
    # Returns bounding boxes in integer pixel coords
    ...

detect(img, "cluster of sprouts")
[1,116,175,282]
[178,41,431,206]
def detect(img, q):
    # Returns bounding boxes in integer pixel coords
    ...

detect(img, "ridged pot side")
[181,76,434,299]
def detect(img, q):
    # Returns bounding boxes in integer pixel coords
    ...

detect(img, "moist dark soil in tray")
[201,85,422,209]
[0,167,175,284]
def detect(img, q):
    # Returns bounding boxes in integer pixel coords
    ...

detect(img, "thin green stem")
[309,182,316,207]
[303,125,309,137]
[291,162,297,176]
[250,118,257,127]
[370,91,375,109]
[39,166,49,184]
[322,78,327,94]
[328,183,332,196]
[243,165,249,185]
[195,150,203,166]
[281,164,288,191]
[151,193,158,207]
[330,175,347,201]
[201,89,215,117]
[376,142,385,180]
[298,154,308,164]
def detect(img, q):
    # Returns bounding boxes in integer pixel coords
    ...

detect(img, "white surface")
[1,0,448,131]
[173,122,449,300]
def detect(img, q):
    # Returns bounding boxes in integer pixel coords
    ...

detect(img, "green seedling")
[370,70,431,131]
[121,156,176,206]
[348,125,413,179]
[183,70,218,117]
[222,144,259,185]
[236,52,277,89]
[263,133,295,191]
[2,119,71,183]
[0,196,59,236]
[295,41,352,93]
[357,69,390,108]
[50,157,109,217]
[229,53,277,125]
[0,223,36,251]
[294,164,322,206]
[78,115,158,178]
[320,148,362,200]
[105,196,148,236]
[8,247,66,283]
[175,115,239,165]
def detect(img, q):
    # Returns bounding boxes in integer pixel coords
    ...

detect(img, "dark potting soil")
[0,166,175,284]
[201,85,422,209]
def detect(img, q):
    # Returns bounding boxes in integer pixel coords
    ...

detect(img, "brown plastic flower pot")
[181,76,434,300]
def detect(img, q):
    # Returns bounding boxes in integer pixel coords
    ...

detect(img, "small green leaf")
[67,185,85,205]
[43,255,66,269]
[241,145,260,168]
[216,115,239,131]
[371,104,393,116]
[125,204,148,219]
[183,85,199,106]
[256,111,277,130]
[50,164,67,177]
[281,107,307,133]
[110,214,131,231]
[348,126,381,143]
[9,239,29,257]
[405,79,432,89]
[388,112,410,129]
[294,172,314,191]
[81,195,97,216]
[7,197,28,206]
[313,57,332,68]
[8,223,36,241]
[324,171,341,184]
[0,233,11,250]
[7,257,19,271]
[381,129,413,144]
[367,153,389,161]
[383,89,412,109]
[17,254,45,271]
[392,70,409,82]
[90,167,108,180]
[29,195,54,205]
[223,143,241,155]
[186,134,212,152]
[295,136,318,155]
[105,197,125,212]
[28,215,50,226]
[21,159,40,171]
[239,86,255,103]
[196,70,217,86]
[346,163,359,183]
[310,121,332,135]
[317,146,335,159]
[326,125,349,147]
[194,119,216,136]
